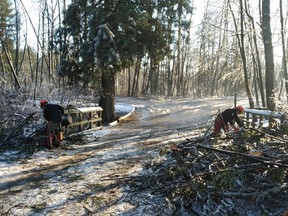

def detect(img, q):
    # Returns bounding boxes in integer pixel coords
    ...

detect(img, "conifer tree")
[54,0,184,122]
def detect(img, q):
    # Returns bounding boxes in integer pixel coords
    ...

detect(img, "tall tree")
[95,24,121,122]
[228,0,254,107]
[173,0,192,96]
[244,0,266,107]
[262,0,276,110]
[279,0,288,102]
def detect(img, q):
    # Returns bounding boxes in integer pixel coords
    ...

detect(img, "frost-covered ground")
[0,96,248,216]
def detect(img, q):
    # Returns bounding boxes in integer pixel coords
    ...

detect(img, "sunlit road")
[115,96,248,131]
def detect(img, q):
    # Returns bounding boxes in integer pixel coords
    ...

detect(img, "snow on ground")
[0,96,249,216]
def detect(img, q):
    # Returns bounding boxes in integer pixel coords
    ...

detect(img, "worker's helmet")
[236,105,244,113]
[40,99,48,108]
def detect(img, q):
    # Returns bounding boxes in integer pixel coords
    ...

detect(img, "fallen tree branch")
[0,112,36,145]
[0,114,26,125]
[183,144,288,168]
[211,183,288,199]
[19,124,47,145]
[248,127,288,142]
[100,175,140,181]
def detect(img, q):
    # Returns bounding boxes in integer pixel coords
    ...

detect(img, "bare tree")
[0,39,21,88]
[228,0,254,107]
[244,0,266,107]
[279,0,288,102]
[262,0,276,110]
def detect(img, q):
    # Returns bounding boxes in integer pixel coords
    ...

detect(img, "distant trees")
[1,0,287,119]
[190,0,279,110]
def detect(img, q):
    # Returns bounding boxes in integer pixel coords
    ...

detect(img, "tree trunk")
[262,0,276,110]
[141,61,148,95]
[132,56,141,96]
[1,40,21,89]
[150,58,159,95]
[176,0,183,96]
[99,70,116,123]
[228,0,254,107]
[127,66,131,96]
[244,0,266,107]
[279,0,288,103]
[13,0,20,76]
[170,51,177,96]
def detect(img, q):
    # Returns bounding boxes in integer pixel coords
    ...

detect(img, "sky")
[21,0,71,49]
[21,0,40,48]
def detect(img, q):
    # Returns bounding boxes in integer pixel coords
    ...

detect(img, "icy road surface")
[0,96,248,216]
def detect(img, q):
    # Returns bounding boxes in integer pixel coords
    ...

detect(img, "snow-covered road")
[0,96,248,216]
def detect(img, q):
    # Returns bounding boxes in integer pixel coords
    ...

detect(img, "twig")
[193,162,263,179]
[83,205,94,216]
[172,149,199,191]
[211,183,288,199]
[100,176,140,181]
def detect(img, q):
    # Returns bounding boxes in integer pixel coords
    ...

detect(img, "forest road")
[0,96,248,216]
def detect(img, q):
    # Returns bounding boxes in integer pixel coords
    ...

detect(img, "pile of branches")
[0,90,46,154]
[0,112,47,155]
[130,128,288,215]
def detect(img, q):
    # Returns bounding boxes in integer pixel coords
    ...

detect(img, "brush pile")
[0,91,43,152]
[130,126,288,215]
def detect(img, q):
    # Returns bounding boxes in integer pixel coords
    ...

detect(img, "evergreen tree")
[0,0,19,88]
[95,24,121,122]
[0,0,12,40]
[54,0,173,122]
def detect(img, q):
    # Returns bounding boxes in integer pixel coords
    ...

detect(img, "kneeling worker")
[211,105,245,136]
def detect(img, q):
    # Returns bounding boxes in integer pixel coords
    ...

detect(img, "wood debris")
[130,128,288,215]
